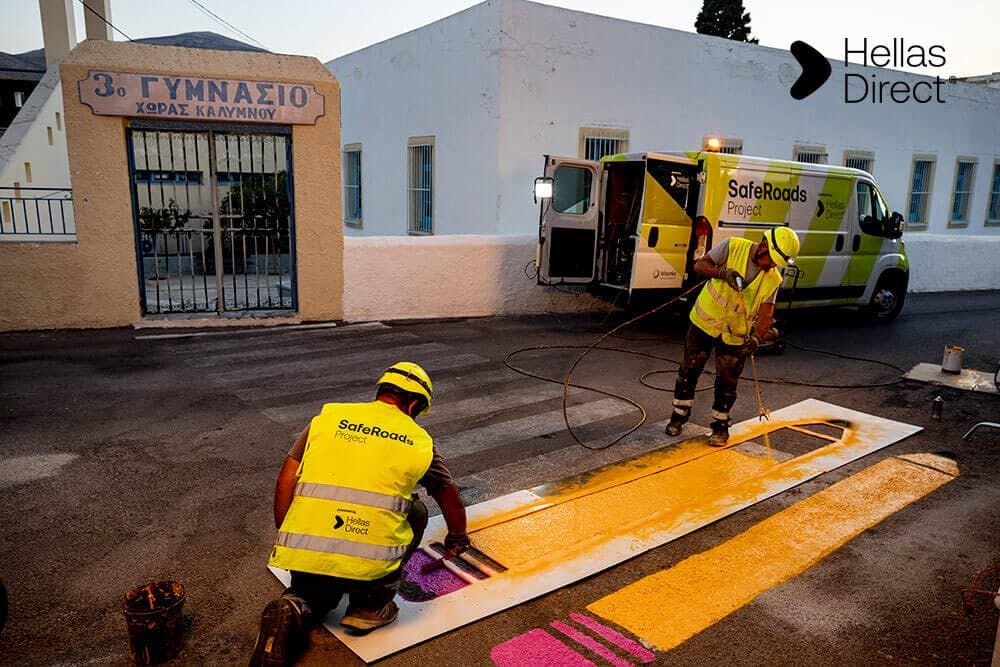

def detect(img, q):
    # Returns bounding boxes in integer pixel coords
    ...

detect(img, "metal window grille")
[989,164,1000,222]
[795,150,828,164]
[584,135,627,161]
[908,160,934,225]
[845,156,873,173]
[951,161,976,223]
[408,143,433,234]
[343,148,362,224]
[706,139,743,155]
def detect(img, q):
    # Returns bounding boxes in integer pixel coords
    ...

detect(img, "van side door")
[536,156,602,285]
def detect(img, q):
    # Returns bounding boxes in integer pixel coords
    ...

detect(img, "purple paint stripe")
[491,628,596,667]
[550,621,634,667]
[569,613,656,663]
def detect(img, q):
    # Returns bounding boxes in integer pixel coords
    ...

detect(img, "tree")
[695,0,758,44]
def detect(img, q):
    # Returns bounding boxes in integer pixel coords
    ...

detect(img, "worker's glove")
[742,334,761,357]
[443,531,471,558]
[760,326,780,344]
[719,268,744,291]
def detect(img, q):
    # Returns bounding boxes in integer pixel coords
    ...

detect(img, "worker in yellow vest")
[665,227,801,446]
[250,361,469,666]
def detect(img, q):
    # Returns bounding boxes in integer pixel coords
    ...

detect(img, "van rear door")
[537,156,601,285]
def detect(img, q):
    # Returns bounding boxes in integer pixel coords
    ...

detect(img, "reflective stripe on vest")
[295,482,413,514]
[268,401,434,580]
[275,531,408,562]
[690,238,782,346]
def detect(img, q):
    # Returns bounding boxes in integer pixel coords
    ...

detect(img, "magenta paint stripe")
[491,628,596,667]
[550,621,634,667]
[569,613,656,663]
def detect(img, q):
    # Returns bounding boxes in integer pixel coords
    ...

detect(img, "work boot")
[249,597,305,666]
[664,411,689,436]
[340,600,399,633]
[708,419,730,447]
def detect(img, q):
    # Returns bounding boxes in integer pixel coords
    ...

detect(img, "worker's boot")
[249,597,306,666]
[340,600,399,633]
[664,411,689,437]
[708,419,730,447]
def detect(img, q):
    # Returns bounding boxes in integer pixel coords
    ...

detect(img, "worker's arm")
[274,426,309,528]
[429,481,469,556]
[693,254,723,279]
[755,302,775,338]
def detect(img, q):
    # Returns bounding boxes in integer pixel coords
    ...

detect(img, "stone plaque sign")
[78,71,325,124]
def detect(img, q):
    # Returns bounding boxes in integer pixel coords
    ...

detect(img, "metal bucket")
[941,345,964,374]
[123,581,186,665]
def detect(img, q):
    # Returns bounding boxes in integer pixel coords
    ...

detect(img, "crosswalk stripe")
[586,453,958,652]
[154,322,390,354]
[208,342,452,385]
[255,367,522,422]
[433,398,637,459]
[184,331,418,368]
[158,321,390,354]
[234,353,490,401]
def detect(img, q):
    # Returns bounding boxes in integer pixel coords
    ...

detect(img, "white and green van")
[535,150,909,320]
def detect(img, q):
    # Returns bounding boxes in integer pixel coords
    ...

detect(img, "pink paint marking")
[491,628,597,667]
[550,621,635,667]
[569,613,656,663]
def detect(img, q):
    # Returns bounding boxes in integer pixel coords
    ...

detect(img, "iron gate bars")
[127,124,296,315]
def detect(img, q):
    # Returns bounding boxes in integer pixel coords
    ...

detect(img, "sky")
[1,0,997,77]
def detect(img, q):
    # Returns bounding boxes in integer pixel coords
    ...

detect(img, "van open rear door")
[536,156,601,285]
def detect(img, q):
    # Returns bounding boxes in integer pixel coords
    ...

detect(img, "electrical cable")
[77,0,133,41]
[942,565,1000,637]
[185,0,269,50]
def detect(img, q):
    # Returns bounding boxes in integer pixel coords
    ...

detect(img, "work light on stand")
[533,176,553,204]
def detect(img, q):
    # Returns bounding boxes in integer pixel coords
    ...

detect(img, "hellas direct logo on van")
[790,39,949,103]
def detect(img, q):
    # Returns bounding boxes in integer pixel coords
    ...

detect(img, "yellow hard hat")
[767,226,801,269]
[377,361,433,415]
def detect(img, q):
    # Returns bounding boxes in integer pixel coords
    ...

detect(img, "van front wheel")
[866,274,906,322]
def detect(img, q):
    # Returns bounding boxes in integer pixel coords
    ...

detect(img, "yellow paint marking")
[586,453,957,652]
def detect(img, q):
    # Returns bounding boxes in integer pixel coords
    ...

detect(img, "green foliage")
[695,0,759,44]
[138,199,192,233]
[219,171,290,229]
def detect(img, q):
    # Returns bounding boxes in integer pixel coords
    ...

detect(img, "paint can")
[122,581,186,665]
[931,395,944,421]
[941,345,964,374]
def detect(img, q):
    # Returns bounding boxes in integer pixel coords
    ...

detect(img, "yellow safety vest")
[268,401,434,580]
[689,237,784,345]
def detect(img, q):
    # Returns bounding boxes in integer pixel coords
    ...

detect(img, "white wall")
[495,0,1000,237]
[903,234,1000,292]
[0,69,74,240]
[328,1,503,237]
[342,234,604,321]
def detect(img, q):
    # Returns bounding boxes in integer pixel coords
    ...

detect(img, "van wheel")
[867,274,906,322]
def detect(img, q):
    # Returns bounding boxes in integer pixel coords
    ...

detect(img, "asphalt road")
[1,290,998,665]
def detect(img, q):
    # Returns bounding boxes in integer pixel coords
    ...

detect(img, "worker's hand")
[443,531,471,558]
[742,334,761,357]
[719,268,743,291]
[761,326,780,344]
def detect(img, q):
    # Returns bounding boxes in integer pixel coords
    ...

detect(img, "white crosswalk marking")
[184,331,419,368]
[433,398,638,458]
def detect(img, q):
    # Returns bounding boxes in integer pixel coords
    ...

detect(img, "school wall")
[0,39,343,331]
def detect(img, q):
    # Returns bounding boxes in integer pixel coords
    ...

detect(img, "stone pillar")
[39,0,78,67]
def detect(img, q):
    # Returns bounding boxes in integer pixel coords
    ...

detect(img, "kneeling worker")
[665,227,800,446]
[251,362,469,666]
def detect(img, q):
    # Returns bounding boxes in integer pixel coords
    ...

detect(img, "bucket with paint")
[941,345,964,374]
[122,581,186,665]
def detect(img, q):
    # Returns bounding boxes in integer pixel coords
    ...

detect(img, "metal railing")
[0,187,74,237]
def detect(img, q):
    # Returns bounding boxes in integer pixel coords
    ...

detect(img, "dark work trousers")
[283,497,428,625]
[672,324,748,422]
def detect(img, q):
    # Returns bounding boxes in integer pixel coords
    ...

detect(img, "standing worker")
[250,362,469,666]
[664,228,800,446]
